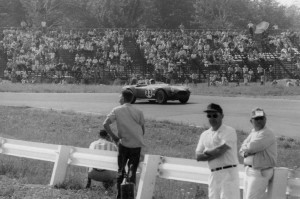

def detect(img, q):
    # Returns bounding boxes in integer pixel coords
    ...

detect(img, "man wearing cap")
[195,103,240,199]
[239,108,277,199]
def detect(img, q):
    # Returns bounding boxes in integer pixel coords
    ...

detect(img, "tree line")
[0,0,299,30]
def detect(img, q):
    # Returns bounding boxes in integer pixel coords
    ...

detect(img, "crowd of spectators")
[1,28,134,84]
[0,27,300,85]
[136,28,300,84]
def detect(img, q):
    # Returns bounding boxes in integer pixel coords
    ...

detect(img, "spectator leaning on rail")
[103,89,145,199]
[195,103,240,199]
[239,108,277,199]
[86,129,118,189]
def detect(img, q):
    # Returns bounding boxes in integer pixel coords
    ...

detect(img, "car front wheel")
[179,97,189,104]
[156,90,167,104]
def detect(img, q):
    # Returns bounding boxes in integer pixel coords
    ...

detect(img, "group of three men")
[88,89,277,199]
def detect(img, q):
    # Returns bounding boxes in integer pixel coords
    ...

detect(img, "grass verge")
[0,106,299,198]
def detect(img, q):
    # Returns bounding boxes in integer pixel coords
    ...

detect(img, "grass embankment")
[0,106,299,198]
[1,81,300,98]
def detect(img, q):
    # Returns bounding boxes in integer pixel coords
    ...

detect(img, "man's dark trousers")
[116,144,141,199]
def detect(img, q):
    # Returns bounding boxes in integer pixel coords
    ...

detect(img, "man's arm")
[103,117,120,144]
[239,134,252,157]
[142,124,145,135]
[195,151,214,161]
[245,131,275,154]
[204,143,231,159]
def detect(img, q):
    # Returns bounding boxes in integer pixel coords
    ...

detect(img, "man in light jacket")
[240,108,277,199]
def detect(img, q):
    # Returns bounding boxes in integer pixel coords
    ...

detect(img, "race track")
[0,93,299,139]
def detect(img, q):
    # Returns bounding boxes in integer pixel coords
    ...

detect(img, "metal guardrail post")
[136,155,161,199]
[266,167,289,199]
[50,145,71,186]
[287,167,300,198]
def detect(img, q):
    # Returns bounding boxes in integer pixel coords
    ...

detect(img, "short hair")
[122,90,133,102]
[99,129,108,137]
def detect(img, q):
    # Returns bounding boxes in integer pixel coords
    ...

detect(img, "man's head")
[204,103,224,130]
[250,107,267,131]
[120,90,133,104]
[99,129,110,140]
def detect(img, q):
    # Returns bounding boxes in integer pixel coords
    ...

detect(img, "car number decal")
[145,89,153,98]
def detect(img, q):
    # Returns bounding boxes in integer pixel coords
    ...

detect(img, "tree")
[193,0,234,29]
[0,0,26,27]
[154,0,194,29]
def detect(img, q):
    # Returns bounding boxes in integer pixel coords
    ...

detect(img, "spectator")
[86,129,118,189]
[103,90,145,199]
[248,22,254,37]
[195,103,240,199]
[248,69,254,82]
[239,108,277,199]
[256,65,264,84]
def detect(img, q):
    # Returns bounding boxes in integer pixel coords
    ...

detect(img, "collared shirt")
[195,124,239,169]
[88,138,118,172]
[107,103,145,148]
[240,126,277,169]
[89,138,118,152]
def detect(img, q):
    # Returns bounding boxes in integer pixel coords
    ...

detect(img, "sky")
[276,0,300,6]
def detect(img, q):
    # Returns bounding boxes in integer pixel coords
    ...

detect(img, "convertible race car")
[122,80,191,104]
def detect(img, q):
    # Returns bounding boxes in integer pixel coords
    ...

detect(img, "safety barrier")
[0,137,299,199]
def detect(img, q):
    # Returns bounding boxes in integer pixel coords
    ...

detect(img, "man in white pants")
[196,103,240,199]
[240,108,277,199]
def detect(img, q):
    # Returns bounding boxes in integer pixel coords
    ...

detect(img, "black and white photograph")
[0,0,300,198]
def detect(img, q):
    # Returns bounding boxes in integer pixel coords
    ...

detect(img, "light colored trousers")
[243,166,274,199]
[208,167,241,199]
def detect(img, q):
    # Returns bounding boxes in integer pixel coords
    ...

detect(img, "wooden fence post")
[266,167,289,199]
[136,155,161,199]
[50,145,71,186]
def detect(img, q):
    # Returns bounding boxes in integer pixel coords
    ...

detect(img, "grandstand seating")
[0,28,299,84]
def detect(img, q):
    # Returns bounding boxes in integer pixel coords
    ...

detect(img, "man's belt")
[244,164,252,168]
[211,165,237,172]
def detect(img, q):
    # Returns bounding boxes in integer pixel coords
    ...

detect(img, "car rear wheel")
[156,90,167,104]
[179,97,189,104]
[131,96,136,104]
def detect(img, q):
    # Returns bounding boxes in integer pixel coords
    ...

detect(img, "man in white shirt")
[196,103,240,199]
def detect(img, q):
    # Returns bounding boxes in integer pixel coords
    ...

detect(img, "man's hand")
[243,151,253,158]
[196,152,213,161]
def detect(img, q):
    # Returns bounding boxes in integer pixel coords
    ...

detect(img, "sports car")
[122,80,191,104]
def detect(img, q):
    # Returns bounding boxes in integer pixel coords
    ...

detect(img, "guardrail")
[0,137,299,199]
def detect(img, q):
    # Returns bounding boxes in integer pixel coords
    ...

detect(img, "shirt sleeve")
[195,133,205,153]
[107,108,116,123]
[89,142,95,150]
[246,130,276,154]
[221,127,237,148]
[140,111,145,126]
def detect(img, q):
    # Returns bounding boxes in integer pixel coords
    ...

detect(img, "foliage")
[0,0,299,30]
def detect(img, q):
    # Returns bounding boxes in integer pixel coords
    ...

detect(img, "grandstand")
[0,27,299,85]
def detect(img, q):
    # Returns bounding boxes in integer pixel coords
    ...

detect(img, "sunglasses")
[207,114,218,118]
[253,117,264,121]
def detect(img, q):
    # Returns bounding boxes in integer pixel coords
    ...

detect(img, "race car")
[122,80,191,104]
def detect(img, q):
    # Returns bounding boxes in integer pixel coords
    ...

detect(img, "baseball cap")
[251,108,266,118]
[204,103,223,114]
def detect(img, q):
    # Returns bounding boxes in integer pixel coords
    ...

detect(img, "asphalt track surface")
[0,93,299,139]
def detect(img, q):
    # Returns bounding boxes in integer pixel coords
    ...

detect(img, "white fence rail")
[0,137,299,199]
